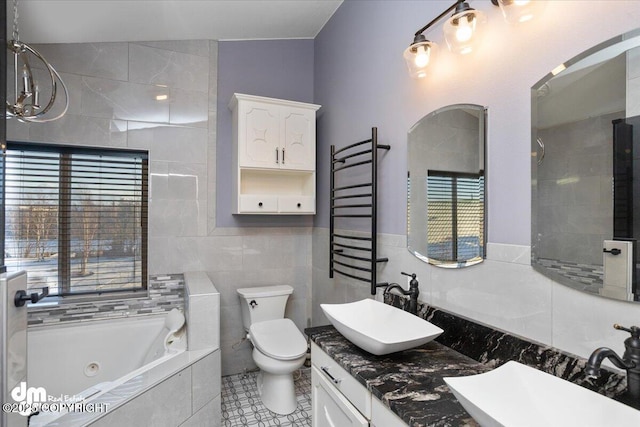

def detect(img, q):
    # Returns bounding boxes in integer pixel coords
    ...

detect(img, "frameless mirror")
[407,104,486,268]
[532,28,640,302]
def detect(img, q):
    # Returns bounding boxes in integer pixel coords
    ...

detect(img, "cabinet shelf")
[230,93,320,215]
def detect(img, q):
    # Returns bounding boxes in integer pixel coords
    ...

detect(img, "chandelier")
[6,0,69,123]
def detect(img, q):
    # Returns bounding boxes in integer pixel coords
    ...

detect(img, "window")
[3,142,148,297]
[426,170,485,264]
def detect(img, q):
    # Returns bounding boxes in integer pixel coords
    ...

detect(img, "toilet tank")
[237,285,294,332]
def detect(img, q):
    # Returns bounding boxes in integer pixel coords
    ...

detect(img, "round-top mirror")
[407,104,486,268]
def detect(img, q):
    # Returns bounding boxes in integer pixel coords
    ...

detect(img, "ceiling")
[10,0,343,44]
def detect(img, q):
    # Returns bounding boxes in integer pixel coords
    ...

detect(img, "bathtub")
[27,313,188,426]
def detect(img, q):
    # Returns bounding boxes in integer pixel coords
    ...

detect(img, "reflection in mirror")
[407,104,486,268]
[532,28,640,302]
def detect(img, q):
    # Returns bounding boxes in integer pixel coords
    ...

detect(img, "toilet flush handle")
[249,300,258,308]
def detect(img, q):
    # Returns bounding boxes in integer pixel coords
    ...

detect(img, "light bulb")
[498,0,546,24]
[444,8,486,55]
[21,65,30,94]
[455,15,474,43]
[414,45,430,68]
[403,40,437,79]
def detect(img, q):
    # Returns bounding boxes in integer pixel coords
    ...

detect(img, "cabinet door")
[239,101,280,168]
[312,366,369,427]
[281,106,315,171]
[371,396,408,427]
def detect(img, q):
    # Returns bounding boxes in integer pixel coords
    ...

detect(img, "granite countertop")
[305,325,489,427]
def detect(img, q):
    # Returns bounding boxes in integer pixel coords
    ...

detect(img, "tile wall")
[27,274,184,326]
[312,227,640,364]
[8,40,312,376]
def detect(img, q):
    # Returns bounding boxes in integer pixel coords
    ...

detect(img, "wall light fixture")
[404,0,545,78]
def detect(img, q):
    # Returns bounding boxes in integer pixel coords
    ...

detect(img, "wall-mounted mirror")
[407,104,486,268]
[532,28,640,302]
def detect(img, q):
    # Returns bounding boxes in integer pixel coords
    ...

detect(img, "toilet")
[237,285,307,414]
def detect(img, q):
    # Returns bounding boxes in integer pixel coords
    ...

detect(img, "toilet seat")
[250,318,307,361]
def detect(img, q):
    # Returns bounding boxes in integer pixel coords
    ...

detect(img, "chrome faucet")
[383,272,419,315]
[585,324,640,409]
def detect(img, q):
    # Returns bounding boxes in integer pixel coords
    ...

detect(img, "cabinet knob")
[297,203,301,208]
[258,202,263,207]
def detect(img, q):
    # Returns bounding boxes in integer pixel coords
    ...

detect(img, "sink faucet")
[585,324,640,409]
[384,272,419,315]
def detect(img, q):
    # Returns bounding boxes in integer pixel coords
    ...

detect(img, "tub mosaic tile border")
[384,294,629,404]
[27,274,185,326]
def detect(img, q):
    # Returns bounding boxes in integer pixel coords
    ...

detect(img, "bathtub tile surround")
[38,272,222,427]
[384,293,628,402]
[86,351,220,427]
[306,325,486,427]
[27,274,185,326]
[221,368,311,426]
[184,271,221,351]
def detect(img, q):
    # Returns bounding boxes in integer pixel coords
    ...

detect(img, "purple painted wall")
[313,0,537,243]
[216,39,315,228]
[313,1,440,236]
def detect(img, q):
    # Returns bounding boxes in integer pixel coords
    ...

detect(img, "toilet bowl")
[250,318,307,414]
[237,285,307,414]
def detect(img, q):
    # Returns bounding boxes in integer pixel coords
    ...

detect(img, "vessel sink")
[444,360,640,427]
[320,298,443,355]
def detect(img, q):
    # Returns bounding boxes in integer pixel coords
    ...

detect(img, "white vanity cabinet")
[311,342,407,427]
[229,93,321,215]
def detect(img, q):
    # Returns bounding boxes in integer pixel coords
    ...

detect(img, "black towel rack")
[329,127,390,295]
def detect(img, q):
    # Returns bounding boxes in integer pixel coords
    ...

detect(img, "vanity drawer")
[311,342,372,419]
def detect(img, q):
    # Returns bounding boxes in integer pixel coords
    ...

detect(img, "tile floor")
[221,368,312,426]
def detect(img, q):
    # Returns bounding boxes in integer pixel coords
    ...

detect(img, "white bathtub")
[27,314,187,426]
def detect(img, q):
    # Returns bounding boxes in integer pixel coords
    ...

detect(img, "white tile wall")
[184,271,220,352]
[312,227,640,362]
[7,40,313,376]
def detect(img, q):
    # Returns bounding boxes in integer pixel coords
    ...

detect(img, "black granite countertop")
[305,325,489,427]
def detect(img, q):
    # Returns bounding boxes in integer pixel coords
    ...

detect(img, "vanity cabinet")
[311,342,407,427]
[229,93,321,214]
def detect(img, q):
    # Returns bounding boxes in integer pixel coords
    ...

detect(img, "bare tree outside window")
[4,143,148,296]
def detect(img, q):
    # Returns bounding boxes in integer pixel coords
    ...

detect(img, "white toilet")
[237,285,307,414]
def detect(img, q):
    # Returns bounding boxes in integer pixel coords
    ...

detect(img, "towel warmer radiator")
[330,127,390,295]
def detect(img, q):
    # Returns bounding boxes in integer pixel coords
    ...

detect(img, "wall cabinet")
[229,93,320,214]
[311,342,407,427]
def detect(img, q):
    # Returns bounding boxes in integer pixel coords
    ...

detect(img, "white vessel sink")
[444,360,640,427]
[320,298,443,355]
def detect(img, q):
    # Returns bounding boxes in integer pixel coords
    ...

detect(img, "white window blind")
[4,143,148,296]
[427,171,485,263]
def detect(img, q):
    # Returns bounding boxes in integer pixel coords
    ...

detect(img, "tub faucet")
[585,324,640,409]
[384,272,419,315]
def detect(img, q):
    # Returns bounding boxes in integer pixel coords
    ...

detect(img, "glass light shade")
[403,41,438,79]
[443,9,487,55]
[497,0,547,24]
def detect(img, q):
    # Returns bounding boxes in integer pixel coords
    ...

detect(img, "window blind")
[4,143,148,296]
[427,171,484,263]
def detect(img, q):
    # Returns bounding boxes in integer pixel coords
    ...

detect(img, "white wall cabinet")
[229,93,320,214]
[311,342,408,427]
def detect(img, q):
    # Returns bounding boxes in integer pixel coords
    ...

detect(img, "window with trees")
[3,142,148,297]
